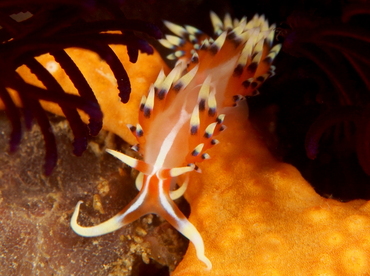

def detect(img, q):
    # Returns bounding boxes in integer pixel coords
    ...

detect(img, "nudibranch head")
[71,12,280,270]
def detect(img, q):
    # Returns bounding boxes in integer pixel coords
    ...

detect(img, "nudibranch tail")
[71,11,280,271]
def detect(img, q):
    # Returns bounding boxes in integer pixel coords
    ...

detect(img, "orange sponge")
[173,102,370,275]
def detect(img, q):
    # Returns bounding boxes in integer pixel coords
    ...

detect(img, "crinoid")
[269,2,370,199]
[0,0,162,174]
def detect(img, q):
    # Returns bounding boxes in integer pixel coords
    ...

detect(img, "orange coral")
[4,45,167,145]
[173,103,370,275]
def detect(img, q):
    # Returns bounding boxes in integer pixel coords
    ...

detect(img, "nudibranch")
[71,12,281,269]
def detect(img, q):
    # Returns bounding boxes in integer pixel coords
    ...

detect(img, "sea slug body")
[70,12,281,270]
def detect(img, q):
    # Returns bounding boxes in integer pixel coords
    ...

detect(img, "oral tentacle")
[157,190,212,270]
[70,190,149,237]
[169,174,189,200]
[71,201,125,237]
